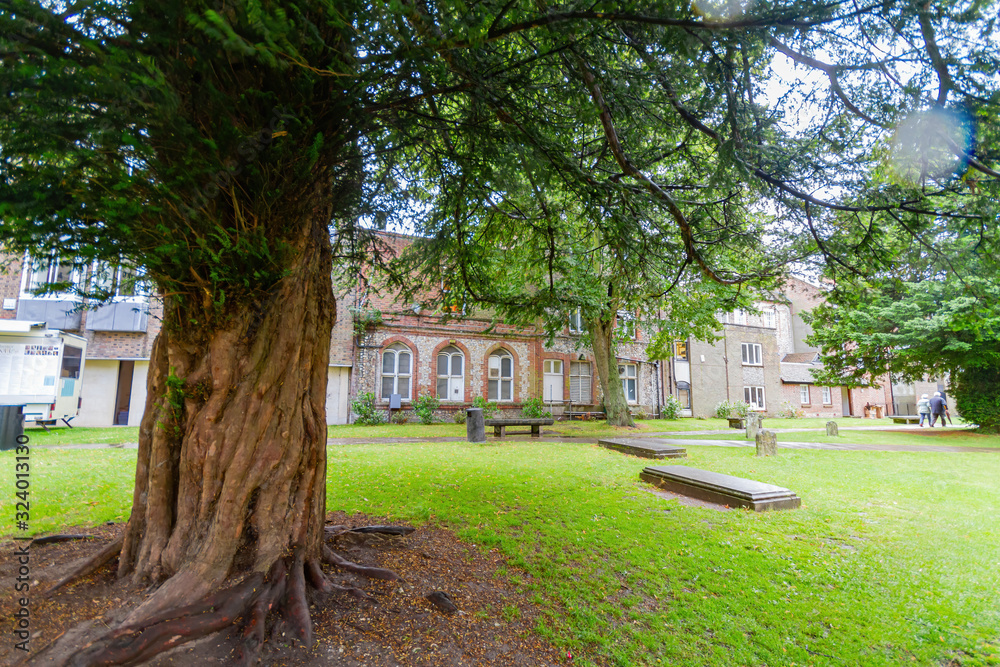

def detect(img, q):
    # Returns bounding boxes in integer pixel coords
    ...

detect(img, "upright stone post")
[755,429,777,457]
[746,413,760,441]
[826,420,839,436]
[466,408,486,443]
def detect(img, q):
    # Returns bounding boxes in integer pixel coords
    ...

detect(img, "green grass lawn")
[677,427,1000,449]
[3,441,998,666]
[20,416,911,445]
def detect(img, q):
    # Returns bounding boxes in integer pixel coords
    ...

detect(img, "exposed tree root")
[44,535,125,598]
[324,523,416,538]
[322,545,402,581]
[32,524,413,666]
[67,573,264,667]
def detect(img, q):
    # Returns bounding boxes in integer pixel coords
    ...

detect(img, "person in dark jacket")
[929,392,947,427]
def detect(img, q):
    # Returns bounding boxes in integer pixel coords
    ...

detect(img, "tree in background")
[806,241,1000,431]
[1,0,997,662]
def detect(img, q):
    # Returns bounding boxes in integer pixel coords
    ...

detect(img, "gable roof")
[782,352,820,363]
[780,362,823,384]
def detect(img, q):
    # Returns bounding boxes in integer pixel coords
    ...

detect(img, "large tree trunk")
[117,209,335,622]
[588,314,635,428]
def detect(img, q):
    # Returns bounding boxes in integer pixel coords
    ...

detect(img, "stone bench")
[640,465,801,512]
[484,418,554,437]
[728,418,745,429]
[598,438,687,459]
[892,416,920,424]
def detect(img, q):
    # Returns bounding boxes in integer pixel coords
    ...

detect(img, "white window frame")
[619,363,638,404]
[21,253,82,299]
[488,349,514,402]
[616,310,636,340]
[799,384,810,405]
[762,309,776,329]
[568,309,584,334]
[436,346,465,402]
[741,342,762,366]
[674,340,688,359]
[89,262,150,303]
[744,386,765,410]
[570,361,592,404]
[822,386,833,405]
[380,343,412,401]
[732,309,748,325]
[542,359,564,403]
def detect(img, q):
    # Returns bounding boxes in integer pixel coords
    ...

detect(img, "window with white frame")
[619,363,637,403]
[488,349,514,401]
[732,309,748,325]
[22,254,79,297]
[822,386,832,405]
[741,342,762,366]
[542,359,563,402]
[799,384,810,405]
[744,386,765,410]
[570,361,591,403]
[617,310,636,339]
[568,309,584,334]
[380,343,412,401]
[674,340,688,359]
[90,262,149,300]
[762,309,776,329]
[436,346,464,402]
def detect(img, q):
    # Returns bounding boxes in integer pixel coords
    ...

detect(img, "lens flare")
[691,0,751,21]
[888,107,974,186]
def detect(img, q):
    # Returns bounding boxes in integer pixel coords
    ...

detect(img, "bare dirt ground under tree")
[3,512,575,666]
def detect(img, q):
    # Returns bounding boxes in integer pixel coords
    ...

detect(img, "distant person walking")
[930,392,947,427]
[917,393,932,427]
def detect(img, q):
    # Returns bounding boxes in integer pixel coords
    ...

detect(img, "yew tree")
[1,0,997,663]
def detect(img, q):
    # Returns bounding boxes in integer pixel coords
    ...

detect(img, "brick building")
[2,244,951,425]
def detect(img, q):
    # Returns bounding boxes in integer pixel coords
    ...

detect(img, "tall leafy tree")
[1,0,997,662]
[806,230,1000,431]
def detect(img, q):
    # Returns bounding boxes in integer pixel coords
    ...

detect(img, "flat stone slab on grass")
[640,465,801,512]
[599,438,687,459]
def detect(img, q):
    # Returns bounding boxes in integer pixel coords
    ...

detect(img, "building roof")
[780,362,823,384]
[782,352,820,363]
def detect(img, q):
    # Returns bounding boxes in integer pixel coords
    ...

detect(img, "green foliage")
[390,411,409,425]
[952,366,1000,433]
[351,307,384,337]
[714,400,751,420]
[661,394,683,420]
[412,393,441,425]
[521,397,552,419]
[453,410,467,425]
[472,396,499,419]
[351,392,386,426]
[776,401,805,419]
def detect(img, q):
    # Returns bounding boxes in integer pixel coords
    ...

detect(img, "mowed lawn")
[677,427,1000,449]
[3,433,999,666]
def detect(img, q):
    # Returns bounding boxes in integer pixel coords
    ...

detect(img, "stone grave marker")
[756,429,777,457]
[826,420,839,436]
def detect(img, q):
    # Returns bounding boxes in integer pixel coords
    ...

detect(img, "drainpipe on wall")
[722,327,731,403]
[653,360,661,419]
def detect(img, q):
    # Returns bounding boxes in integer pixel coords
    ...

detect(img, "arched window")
[487,349,514,402]
[380,343,412,401]
[437,346,465,401]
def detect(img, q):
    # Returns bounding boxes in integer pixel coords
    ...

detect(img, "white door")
[543,359,563,402]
